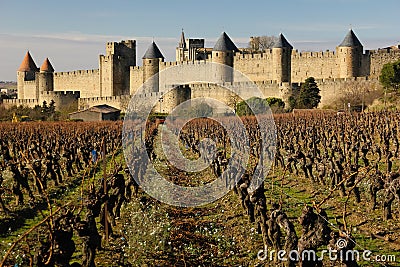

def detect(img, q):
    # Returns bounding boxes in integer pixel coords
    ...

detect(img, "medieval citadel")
[4,30,400,112]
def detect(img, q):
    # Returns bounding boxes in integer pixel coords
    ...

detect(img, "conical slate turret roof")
[142,41,164,59]
[339,29,363,47]
[273,33,293,49]
[18,51,38,72]
[40,58,54,72]
[213,32,239,52]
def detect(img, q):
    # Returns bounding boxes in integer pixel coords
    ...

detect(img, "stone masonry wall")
[23,80,39,99]
[3,99,40,109]
[233,51,274,82]
[54,69,100,98]
[312,77,381,107]
[130,66,143,95]
[39,91,80,111]
[369,49,400,78]
[78,95,132,112]
[291,50,338,82]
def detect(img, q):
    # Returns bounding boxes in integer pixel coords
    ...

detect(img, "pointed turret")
[179,29,186,49]
[143,41,163,92]
[273,33,293,49]
[213,32,239,52]
[17,51,38,99]
[337,29,363,78]
[338,29,363,47]
[272,33,292,83]
[38,58,54,92]
[18,51,38,72]
[212,32,237,83]
[40,58,54,72]
[143,41,164,59]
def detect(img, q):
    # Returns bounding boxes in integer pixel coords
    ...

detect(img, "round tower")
[272,33,293,83]
[336,29,363,78]
[142,41,164,93]
[211,32,239,83]
[17,51,39,99]
[38,58,54,92]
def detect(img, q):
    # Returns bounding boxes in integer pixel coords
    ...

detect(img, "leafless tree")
[336,80,382,110]
[249,36,278,51]
[227,93,242,112]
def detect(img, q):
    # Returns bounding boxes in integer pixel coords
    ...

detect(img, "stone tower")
[176,30,206,61]
[100,40,136,97]
[272,33,293,83]
[176,29,186,62]
[142,41,164,93]
[211,32,239,83]
[337,29,363,78]
[17,51,39,99]
[38,58,54,92]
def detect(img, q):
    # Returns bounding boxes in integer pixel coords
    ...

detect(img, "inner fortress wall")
[130,66,143,95]
[78,95,132,111]
[312,77,382,107]
[233,51,274,82]
[53,69,100,98]
[369,49,400,78]
[291,50,338,82]
[23,80,39,100]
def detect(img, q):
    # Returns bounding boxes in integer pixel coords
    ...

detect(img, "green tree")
[190,102,213,117]
[236,97,283,116]
[265,97,285,113]
[236,100,252,116]
[289,77,321,110]
[49,100,56,114]
[379,60,400,91]
[288,95,297,111]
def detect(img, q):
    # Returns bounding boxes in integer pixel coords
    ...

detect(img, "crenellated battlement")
[292,50,336,59]
[234,51,273,60]
[161,60,208,68]
[369,47,400,55]
[40,90,80,97]
[4,99,40,105]
[24,80,37,84]
[54,69,99,76]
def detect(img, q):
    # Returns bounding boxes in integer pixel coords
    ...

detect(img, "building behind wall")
[69,104,121,121]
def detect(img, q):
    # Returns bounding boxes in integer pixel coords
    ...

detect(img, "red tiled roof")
[18,51,38,72]
[40,58,54,72]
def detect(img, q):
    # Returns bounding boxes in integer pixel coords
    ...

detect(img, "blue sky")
[1,0,399,81]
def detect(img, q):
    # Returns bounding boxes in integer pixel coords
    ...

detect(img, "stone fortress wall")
[53,70,100,98]
[232,47,400,84]
[3,91,80,111]
[6,29,400,114]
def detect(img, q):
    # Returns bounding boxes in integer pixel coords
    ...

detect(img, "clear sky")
[1,0,399,81]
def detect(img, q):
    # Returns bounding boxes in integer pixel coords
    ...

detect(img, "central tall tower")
[100,40,136,97]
